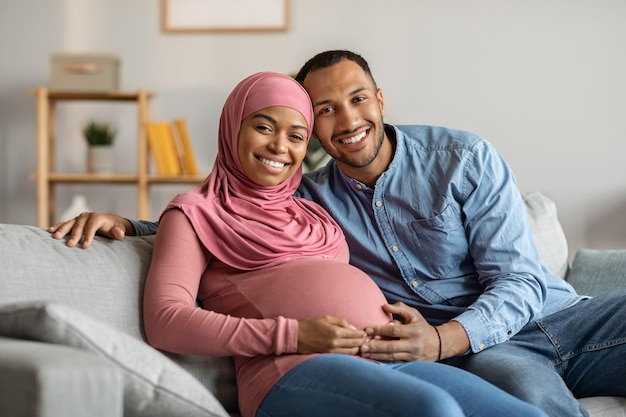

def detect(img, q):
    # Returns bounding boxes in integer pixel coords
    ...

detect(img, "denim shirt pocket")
[409,204,467,278]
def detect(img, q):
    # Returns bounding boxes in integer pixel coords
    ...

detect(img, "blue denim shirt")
[296,125,582,353]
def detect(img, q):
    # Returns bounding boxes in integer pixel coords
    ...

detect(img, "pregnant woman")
[143,71,547,417]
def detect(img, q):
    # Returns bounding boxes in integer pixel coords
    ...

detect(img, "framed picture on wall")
[162,0,289,32]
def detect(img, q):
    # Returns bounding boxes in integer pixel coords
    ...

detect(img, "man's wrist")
[438,321,470,359]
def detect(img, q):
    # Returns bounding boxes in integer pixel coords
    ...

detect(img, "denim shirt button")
[375,200,383,207]
[479,343,485,350]
[391,245,399,252]
[411,281,419,288]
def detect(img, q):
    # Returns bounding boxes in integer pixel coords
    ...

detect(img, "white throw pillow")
[522,191,569,278]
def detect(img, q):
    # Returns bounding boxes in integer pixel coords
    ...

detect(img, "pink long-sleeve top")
[143,209,392,417]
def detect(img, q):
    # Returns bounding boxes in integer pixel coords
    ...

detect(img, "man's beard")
[334,122,385,169]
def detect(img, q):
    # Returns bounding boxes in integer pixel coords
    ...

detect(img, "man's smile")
[338,130,367,145]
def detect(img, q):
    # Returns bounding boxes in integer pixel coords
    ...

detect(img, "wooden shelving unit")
[34,88,205,227]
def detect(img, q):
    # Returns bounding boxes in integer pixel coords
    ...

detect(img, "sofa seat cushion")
[0,336,123,417]
[579,396,626,417]
[0,302,229,417]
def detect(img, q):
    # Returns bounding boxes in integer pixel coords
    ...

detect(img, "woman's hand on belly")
[297,316,367,355]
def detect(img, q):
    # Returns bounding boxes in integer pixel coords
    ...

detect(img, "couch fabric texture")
[0,191,625,416]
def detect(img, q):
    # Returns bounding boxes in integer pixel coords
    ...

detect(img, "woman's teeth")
[259,157,285,168]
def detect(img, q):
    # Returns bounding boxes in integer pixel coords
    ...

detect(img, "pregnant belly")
[227,258,392,329]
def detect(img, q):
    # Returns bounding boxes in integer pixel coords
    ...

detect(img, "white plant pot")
[87,146,115,174]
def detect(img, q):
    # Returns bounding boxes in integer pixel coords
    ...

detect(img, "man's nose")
[337,106,360,131]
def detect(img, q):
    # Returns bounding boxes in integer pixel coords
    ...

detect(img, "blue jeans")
[449,290,626,417]
[257,354,548,417]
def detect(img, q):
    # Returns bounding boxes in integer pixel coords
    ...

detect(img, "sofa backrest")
[0,223,154,340]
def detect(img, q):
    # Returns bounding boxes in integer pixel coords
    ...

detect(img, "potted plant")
[83,120,116,173]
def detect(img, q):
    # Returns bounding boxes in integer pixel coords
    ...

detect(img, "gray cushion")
[0,302,229,417]
[522,191,569,278]
[567,249,626,297]
[0,223,239,412]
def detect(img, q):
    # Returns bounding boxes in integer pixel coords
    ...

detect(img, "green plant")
[83,120,116,146]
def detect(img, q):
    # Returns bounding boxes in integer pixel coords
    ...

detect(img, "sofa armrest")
[566,249,626,297]
[0,336,123,417]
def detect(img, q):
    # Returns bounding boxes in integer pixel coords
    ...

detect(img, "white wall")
[1,0,625,258]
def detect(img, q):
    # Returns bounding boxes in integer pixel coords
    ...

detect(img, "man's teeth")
[259,157,285,168]
[341,131,366,144]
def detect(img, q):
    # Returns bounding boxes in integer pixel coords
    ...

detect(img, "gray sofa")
[0,191,625,417]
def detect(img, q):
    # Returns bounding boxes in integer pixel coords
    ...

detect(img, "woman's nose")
[268,135,287,153]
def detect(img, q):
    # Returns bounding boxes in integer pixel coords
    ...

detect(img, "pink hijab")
[164,72,345,270]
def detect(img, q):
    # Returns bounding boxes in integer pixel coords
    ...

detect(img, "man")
[50,50,626,417]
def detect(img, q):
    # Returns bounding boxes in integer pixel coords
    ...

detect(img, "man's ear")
[377,88,385,117]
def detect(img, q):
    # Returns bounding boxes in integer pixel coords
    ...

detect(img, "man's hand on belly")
[360,302,470,362]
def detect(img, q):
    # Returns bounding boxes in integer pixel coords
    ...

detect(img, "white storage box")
[50,53,120,92]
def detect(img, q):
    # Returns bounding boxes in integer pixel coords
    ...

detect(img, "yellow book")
[147,122,168,175]
[169,121,187,174]
[172,119,199,175]
[147,122,181,175]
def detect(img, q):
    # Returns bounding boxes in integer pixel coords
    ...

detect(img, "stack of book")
[147,119,199,176]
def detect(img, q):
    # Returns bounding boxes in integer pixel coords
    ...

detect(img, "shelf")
[47,173,140,183]
[38,90,153,102]
[147,174,206,184]
[33,87,207,226]
[33,87,156,226]
[38,173,207,184]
